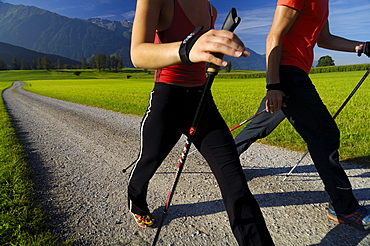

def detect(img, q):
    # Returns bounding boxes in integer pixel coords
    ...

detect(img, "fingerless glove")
[358,41,370,57]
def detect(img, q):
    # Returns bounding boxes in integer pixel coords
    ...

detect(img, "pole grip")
[221,8,241,32]
[207,8,241,74]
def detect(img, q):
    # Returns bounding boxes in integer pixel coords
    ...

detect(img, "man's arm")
[317,21,363,53]
[265,5,299,112]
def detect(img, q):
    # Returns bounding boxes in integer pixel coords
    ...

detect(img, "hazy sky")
[3,0,370,65]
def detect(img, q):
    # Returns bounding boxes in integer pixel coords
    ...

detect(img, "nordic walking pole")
[283,67,370,180]
[331,68,370,119]
[124,108,262,172]
[229,96,289,132]
[125,106,261,171]
[283,150,309,180]
[229,109,267,131]
[188,108,267,156]
[122,161,135,173]
[152,8,241,246]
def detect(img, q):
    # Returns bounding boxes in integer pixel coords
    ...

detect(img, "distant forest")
[0,53,123,71]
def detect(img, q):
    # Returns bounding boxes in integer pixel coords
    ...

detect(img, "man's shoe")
[131,212,156,228]
[327,205,370,230]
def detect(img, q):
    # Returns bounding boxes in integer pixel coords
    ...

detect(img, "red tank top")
[154,0,209,84]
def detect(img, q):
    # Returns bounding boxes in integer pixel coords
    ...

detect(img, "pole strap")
[179,26,204,66]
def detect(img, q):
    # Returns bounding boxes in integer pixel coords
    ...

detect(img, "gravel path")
[3,81,370,246]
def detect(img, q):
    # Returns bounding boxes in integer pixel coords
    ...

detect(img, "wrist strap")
[266,83,284,91]
[179,26,204,66]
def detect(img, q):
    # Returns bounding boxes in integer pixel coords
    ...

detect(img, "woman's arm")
[130,0,181,69]
[130,0,249,69]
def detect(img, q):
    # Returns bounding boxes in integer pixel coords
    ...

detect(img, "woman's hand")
[189,29,250,67]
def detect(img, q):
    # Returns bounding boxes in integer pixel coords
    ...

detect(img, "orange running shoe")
[131,212,156,228]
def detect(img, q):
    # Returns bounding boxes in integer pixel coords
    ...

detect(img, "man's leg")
[234,97,286,155]
[281,78,359,215]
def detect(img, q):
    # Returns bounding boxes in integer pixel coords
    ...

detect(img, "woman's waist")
[155,63,206,85]
[156,81,205,87]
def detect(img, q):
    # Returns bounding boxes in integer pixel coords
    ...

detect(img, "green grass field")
[18,69,370,164]
[0,69,369,244]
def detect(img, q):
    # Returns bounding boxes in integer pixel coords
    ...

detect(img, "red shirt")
[278,0,329,73]
[154,0,208,85]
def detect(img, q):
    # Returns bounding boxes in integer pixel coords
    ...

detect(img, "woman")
[127,0,274,245]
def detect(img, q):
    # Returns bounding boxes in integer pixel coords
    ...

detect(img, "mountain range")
[0,41,81,67]
[0,2,266,70]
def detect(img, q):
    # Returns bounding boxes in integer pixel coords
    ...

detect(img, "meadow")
[18,69,370,164]
[0,68,369,244]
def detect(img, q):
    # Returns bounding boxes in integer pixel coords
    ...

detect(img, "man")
[235,0,370,230]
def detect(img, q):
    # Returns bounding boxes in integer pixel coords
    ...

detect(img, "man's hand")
[357,41,370,57]
[265,90,285,113]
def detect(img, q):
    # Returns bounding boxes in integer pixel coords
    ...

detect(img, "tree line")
[88,54,124,71]
[0,53,124,71]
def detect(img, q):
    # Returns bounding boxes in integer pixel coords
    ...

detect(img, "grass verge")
[0,82,69,245]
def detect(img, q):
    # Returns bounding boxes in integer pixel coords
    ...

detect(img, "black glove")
[358,41,370,57]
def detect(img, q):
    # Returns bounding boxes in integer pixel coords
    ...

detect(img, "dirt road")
[3,81,370,245]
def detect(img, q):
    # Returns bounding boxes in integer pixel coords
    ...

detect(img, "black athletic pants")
[128,82,273,245]
[234,98,285,156]
[235,65,359,214]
